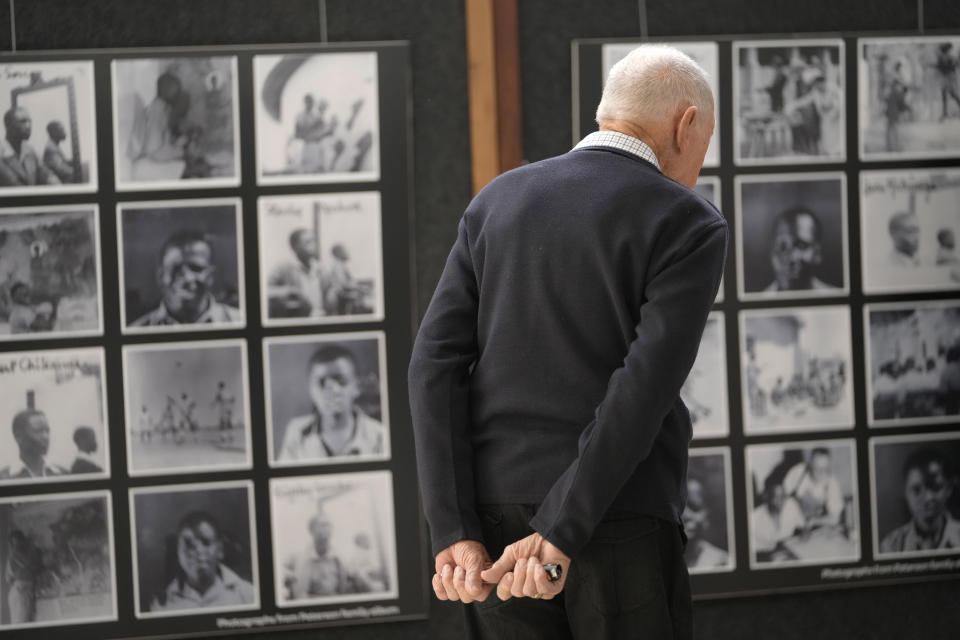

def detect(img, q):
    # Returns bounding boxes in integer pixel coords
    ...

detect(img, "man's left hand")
[480,532,571,601]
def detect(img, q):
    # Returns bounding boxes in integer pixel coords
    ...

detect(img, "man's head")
[46,120,66,143]
[156,230,216,320]
[596,44,715,188]
[901,448,955,532]
[683,475,710,541]
[763,475,786,514]
[308,508,333,555]
[809,447,833,483]
[303,94,315,110]
[175,511,223,589]
[889,212,920,258]
[4,107,32,143]
[937,228,955,251]
[72,426,97,454]
[769,207,824,289]
[306,345,360,418]
[156,72,183,105]
[289,228,318,262]
[11,409,50,459]
[9,281,30,305]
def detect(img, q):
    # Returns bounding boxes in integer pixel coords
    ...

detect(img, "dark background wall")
[3,0,958,638]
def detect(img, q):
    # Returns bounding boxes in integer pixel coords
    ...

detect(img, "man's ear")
[675,105,699,151]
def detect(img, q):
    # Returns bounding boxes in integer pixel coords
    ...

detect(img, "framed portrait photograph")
[258,192,384,326]
[685,447,736,574]
[254,51,380,185]
[859,169,960,294]
[693,176,725,303]
[740,306,855,434]
[0,60,97,194]
[859,36,960,161]
[682,312,730,439]
[117,198,244,333]
[865,300,960,427]
[129,481,259,618]
[870,432,960,560]
[270,471,398,607]
[111,56,240,190]
[122,339,252,476]
[601,41,720,168]
[736,172,848,300]
[264,331,389,467]
[0,205,103,340]
[746,439,860,569]
[733,38,846,165]
[0,491,116,630]
[0,347,109,484]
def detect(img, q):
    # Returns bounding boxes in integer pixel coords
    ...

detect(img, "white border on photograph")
[0,346,111,486]
[128,479,260,619]
[269,470,399,607]
[689,310,730,440]
[253,52,381,186]
[863,299,960,428]
[116,197,246,335]
[734,171,850,302]
[858,168,960,295]
[0,489,117,630]
[257,192,386,328]
[263,330,391,468]
[738,305,856,435]
[733,38,847,167]
[869,431,960,561]
[858,36,960,162]
[110,56,242,191]
[0,204,104,342]
[694,176,725,304]
[745,438,861,570]
[688,445,736,574]
[0,60,99,196]
[121,338,253,476]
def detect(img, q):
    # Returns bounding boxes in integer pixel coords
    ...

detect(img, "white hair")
[595,44,714,126]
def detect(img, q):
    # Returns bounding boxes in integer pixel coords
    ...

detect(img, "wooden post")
[465,0,523,195]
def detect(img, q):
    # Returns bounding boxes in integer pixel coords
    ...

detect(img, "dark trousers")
[463,504,692,640]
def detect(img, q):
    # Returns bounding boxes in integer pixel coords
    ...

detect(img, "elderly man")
[408,44,725,639]
[131,229,240,326]
[0,106,52,187]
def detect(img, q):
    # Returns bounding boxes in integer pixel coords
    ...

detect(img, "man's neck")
[916,513,947,543]
[167,294,212,323]
[19,453,44,476]
[6,136,22,154]
[598,121,664,160]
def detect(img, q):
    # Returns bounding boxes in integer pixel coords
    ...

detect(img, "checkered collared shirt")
[573,130,661,171]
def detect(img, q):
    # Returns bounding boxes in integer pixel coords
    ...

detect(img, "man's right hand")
[433,540,493,603]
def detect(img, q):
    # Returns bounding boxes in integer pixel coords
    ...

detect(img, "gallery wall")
[1,1,958,639]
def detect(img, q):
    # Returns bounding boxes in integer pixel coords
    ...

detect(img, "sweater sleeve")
[529,217,728,557]
[408,215,484,557]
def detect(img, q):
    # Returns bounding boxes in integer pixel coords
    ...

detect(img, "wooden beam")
[465,0,523,194]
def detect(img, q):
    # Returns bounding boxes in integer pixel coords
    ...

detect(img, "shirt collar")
[574,131,661,171]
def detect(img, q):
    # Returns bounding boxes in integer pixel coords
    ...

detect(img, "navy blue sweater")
[408,145,728,557]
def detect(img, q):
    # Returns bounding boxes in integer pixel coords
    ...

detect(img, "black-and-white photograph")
[602,41,720,168]
[734,39,845,165]
[123,339,251,476]
[865,301,960,427]
[0,491,116,630]
[130,481,258,617]
[684,448,735,574]
[870,433,960,559]
[859,169,960,294]
[0,348,109,484]
[736,173,848,300]
[0,206,102,340]
[254,52,380,185]
[681,312,730,439]
[740,306,855,434]
[117,199,244,332]
[693,176,725,303]
[270,471,398,607]
[259,192,384,326]
[265,332,389,467]
[111,56,240,190]
[746,440,860,568]
[859,36,960,161]
[0,61,97,194]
